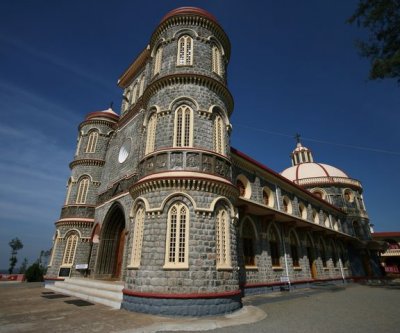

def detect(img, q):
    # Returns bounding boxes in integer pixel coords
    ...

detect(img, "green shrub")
[25,263,45,282]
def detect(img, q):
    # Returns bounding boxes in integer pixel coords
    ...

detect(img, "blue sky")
[0,0,399,270]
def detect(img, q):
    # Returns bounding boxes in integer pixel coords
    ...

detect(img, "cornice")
[79,118,117,131]
[69,159,105,169]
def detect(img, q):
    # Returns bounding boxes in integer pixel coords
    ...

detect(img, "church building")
[45,7,382,316]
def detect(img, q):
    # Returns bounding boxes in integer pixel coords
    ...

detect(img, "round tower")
[47,108,119,278]
[122,7,241,316]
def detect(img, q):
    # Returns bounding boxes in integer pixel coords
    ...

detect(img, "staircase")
[45,278,124,309]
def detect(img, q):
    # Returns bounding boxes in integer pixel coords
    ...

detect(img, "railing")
[384,266,400,273]
[294,176,362,188]
[381,248,400,257]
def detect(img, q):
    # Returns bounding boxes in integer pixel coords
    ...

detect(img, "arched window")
[139,76,145,97]
[331,241,339,267]
[85,131,98,153]
[263,187,274,208]
[76,177,90,204]
[154,46,163,75]
[65,178,73,205]
[177,35,193,66]
[75,134,82,156]
[269,226,281,267]
[130,206,145,267]
[318,239,327,268]
[48,232,59,267]
[145,113,157,154]
[237,180,245,197]
[241,219,256,266]
[282,196,292,214]
[174,105,193,147]
[131,83,138,104]
[312,209,319,224]
[165,202,189,268]
[213,114,225,154]
[299,202,307,219]
[212,45,222,75]
[62,233,78,266]
[289,232,300,268]
[216,209,231,268]
[324,214,330,228]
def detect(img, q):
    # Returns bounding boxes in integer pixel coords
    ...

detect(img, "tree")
[19,258,28,274]
[8,238,23,274]
[25,263,45,282]
[348,0,400,82]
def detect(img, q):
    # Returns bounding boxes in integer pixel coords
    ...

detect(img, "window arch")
[138,76,145,97]
[299,202,307,219]
[215,208,231,269]
[177,35,193,66]
[62,233,78,266]
[323,214,330,228]
[164,202,189,268]
[263,187,274,208]
[212,44,222,75]
[76,177,90,204]
[312,209,319,224]
[343,189,354,203]
[213,114,225,155]
[130,206,145,267]
[269,225,281,267]
[241,218,257,266]
[154,46,163,75]
[312,189,326,200]
[174,105,193,147]
[131,83,138,104]
[236,175,251,199]
[145,113,157,154]
[85,131,98,153]
[289,231,300,268]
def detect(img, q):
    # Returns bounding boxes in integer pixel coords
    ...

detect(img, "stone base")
[122,290,242,316]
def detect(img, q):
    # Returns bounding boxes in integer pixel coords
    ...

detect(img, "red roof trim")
[85,111,119,121]
[317,163,330,177]
[231,147,343,213]
[372,232,400,237]
[160,7,218,25]
[122,289,241,299]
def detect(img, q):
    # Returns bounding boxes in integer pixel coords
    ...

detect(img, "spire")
[290,133,314,166]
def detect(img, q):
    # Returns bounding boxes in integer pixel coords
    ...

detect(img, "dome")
[160,7,218,25]
[85,107,119,122]
[281,162,349,183]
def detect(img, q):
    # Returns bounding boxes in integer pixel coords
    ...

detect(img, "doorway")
[306,235,317,279]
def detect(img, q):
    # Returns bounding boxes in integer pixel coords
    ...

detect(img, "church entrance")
[306,235,318,279]
[96,204,126,280]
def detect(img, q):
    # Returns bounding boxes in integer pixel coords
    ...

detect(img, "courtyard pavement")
[0,281,399,333]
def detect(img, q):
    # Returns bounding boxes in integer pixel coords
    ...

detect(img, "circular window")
[118,139,131,163]
[343,189,354,202]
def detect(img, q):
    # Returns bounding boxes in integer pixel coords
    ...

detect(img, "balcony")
[381,248,400,257]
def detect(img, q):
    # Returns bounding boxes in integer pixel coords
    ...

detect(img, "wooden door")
[114,229,125,279]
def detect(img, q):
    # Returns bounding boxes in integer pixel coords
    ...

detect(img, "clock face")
[118,139,131,163]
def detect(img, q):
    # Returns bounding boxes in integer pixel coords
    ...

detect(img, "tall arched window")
[213,114,225,154]
[212,45,222,75]
[177,35,193,66]
[269,226,281,267]
[131,84,138,104]
[241,219,256,266]
[174,105,193,147]
[145,113,157,154]
[130,206,145,267]
[85,131,98,153]
[216,208,231,268]
[154,46,163,75]
[237,180,245,197]
[139,76,145,97]
[62,233,78,266]
[290,232,300,268]
[76,177,90,204]
[165,202,189,268]
[282,196,292,214]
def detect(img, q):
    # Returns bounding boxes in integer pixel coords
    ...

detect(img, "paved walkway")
[0,282,399,333]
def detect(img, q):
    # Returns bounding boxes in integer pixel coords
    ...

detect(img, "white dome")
[281,162,348,182]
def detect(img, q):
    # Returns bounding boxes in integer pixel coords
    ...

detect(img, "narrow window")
[65,178,72,205]
[48,233,59,267]
[130,207,145,267]
[145,113,157,154]
[62,233,78,266]
[177,35,193,66]
[241,219,256,266]
[216,209,231,268]
[139,76,145,97]
[154,46,163,75]
[174,105,193,147]
[131,84,138,104]
[269,226,281,267]
[75,134,82,156]
[76,177,89,204]
[237,180,245,197]
[85,131,98,153]
[331,241,339,267]
[290,232,300,267]
[165,202,189,268]
[212,45,222,75]
[213,115,225,154]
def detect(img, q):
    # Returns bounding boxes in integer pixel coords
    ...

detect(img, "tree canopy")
[348,0,400,82]
[8,237,24,274]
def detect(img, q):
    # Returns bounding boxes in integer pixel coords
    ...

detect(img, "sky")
[0,0,399,270]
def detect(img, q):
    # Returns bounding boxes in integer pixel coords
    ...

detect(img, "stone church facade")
[46,7,382,316]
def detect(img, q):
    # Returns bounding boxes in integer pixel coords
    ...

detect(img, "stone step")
[45,278,124,309]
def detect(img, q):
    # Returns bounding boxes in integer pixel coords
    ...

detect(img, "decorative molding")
[69,159,105,169]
